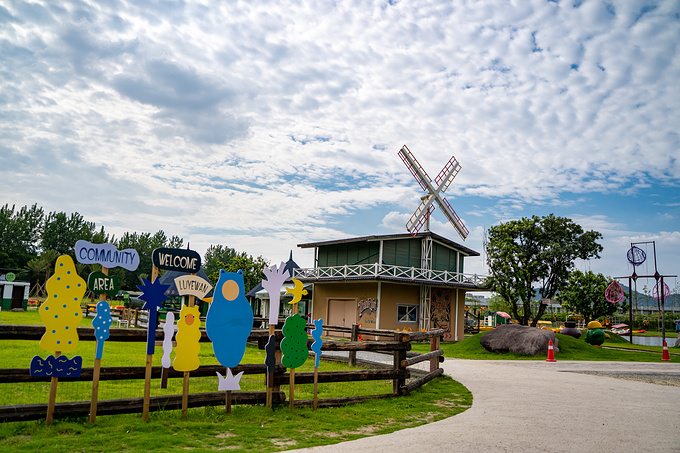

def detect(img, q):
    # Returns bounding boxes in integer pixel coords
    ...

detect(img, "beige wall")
[311,282,378,325]
[377,282,420,331]
[311,281,466,342]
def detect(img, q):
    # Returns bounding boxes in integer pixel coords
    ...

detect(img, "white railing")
[293,263,487,287]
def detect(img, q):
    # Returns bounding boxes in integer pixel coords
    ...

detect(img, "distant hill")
[621,284,680,310]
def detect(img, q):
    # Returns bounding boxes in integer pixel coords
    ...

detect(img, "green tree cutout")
[484,214,603,326]
[557,270,620,324]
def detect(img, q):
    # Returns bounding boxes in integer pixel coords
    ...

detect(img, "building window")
[396,304,418,323]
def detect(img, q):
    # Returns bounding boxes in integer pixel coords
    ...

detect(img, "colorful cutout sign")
[311,319,324,368]
[92,300,113,359]
[152,248,201,273]
[173,306,201,372]
[281,314,308,369]
[174,274,213,299]
[263,262,289,326]
[205,270,254,368]
[217,368,245,391]
[137,277,170,355]
[162,311,176,369]
[87,271,119,298]
[75,240,140,271]
[39,255,86,353]
[30,355,83,377]
[285,278,307,310]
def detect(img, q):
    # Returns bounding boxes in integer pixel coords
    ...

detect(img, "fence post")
[349,324,358,367]
[430,333,440,373]
[393,332,407,395]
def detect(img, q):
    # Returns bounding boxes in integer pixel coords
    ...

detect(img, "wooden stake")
[313,366,319,411]
[289,368,295,410]
[180,292,196,418]
[142,266,159,422]
[89,267,109,423]
[46,351,60,426]
[225,390,232,414]
[266,324,275,409]
[88,358,101,423]
[160,368,169,389]
[142,353,153,422]
[181,371,190,418]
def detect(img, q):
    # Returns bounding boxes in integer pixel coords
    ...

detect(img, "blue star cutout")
[137,278,170,310]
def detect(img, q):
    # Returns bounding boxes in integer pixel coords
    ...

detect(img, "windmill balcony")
[292,263,487,288]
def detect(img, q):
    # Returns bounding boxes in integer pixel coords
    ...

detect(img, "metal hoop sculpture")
[605,280,624,303]
[626,246,646,267]
[652,281,670,300]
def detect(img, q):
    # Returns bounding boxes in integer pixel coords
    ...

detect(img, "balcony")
[292,263,487,288]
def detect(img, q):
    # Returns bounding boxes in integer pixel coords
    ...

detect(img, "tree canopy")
[557,270,625,323]
[484,214,603,326]
[206,252,270,294]
[0,203,266,293]
[0,203,44,269]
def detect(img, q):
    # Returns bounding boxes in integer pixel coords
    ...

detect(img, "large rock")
[480,324,559,356]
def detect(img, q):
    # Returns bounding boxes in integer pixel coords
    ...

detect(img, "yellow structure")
[39,255,86,352]
[173,305,201,371]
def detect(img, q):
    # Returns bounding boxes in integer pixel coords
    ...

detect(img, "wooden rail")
[0,391,285,423]
[0,323,445,422]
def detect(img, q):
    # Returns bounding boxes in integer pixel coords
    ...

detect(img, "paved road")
[292,359,680,453]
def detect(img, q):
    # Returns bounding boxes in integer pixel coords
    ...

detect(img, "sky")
[1,0,679,291]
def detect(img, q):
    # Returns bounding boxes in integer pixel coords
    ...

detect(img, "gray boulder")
[480,324,559,356]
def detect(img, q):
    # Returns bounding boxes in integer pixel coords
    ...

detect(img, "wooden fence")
[0,324,444,423]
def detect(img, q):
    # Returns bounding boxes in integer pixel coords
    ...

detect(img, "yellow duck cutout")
[173,305,201,372]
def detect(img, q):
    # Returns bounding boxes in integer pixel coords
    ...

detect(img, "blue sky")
[1,0,679,288]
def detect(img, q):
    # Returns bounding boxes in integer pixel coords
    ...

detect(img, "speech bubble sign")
[152,248,201,273]
[75,240,140,271]
[87,271,119,297]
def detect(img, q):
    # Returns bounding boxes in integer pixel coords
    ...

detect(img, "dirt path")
[292,359,680,453]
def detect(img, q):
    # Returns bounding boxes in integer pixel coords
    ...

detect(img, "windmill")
[398,145,469,240]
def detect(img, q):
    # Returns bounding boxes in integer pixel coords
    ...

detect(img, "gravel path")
[291,358,680,453]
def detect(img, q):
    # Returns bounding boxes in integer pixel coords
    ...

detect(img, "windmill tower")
[398,145,469,330]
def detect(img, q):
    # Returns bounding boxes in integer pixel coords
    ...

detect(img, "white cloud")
[1,0,679,281]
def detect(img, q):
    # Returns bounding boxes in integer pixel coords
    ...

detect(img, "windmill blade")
[406,197,435,236]
[398,145,433,192]
[433,156,461,193]
[435,197,469,240]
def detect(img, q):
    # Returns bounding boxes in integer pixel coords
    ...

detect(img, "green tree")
[112,230,183,289]
[0,203,44,269]
[207,252,269,293]
[203,244,238,278]
[487,293,513,314]
[41,211,99,256]
[484,214,603,326]
[557,270,619,324]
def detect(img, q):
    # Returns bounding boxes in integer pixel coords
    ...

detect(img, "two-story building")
[294,231,486,341]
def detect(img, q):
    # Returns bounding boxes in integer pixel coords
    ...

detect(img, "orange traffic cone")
[662,341,671,362]
[546,339,556,362]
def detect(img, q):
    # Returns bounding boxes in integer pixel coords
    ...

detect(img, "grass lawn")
[3,310,679,452]
[0,310,472,452]
[412,331,680,362]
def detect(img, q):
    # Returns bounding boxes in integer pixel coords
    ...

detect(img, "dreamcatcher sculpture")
[605,280,624,303]
[652,280,670,301]
[626,246,646,268]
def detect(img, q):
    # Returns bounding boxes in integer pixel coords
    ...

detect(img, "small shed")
[0,272,30,311]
